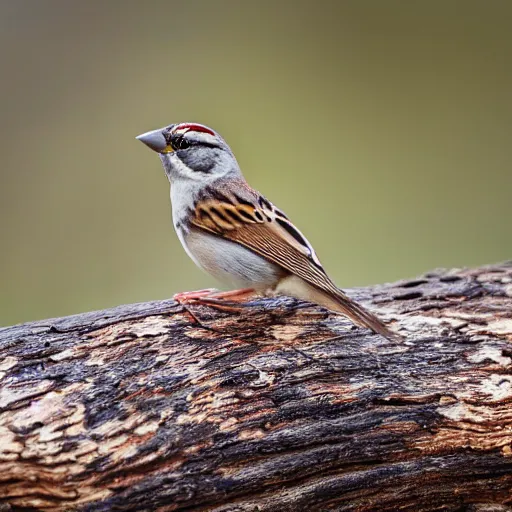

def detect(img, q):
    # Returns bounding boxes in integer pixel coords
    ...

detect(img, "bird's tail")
[276,275,401,342]
[326,287,401,342]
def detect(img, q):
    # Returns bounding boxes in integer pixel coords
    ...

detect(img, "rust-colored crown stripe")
[175,123,215,136]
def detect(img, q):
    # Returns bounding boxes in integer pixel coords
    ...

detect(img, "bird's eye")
[173,137,190,150]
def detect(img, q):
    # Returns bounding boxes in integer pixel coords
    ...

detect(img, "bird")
[136,122,399,341]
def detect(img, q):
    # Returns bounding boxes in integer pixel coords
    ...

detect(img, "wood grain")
[0,263,511,511]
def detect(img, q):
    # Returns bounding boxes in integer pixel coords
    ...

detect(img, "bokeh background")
[1,0,511,326]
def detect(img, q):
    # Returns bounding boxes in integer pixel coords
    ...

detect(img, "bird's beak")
[136,128,174,153]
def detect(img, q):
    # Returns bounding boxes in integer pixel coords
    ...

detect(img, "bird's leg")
[174,288,256,313]
[190,288,256,311]
[203,288,256,301]
[173,288,217,304]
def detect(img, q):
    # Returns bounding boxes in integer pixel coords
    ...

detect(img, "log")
[1,263,512,512]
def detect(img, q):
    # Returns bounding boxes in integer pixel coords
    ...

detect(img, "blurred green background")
[1,1,511,326]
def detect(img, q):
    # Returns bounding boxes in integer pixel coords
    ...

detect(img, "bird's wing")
[190,181,338,294]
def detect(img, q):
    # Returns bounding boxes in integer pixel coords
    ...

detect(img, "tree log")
[1,263,512,511]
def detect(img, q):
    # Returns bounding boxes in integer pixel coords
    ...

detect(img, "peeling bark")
[0,263,512,511]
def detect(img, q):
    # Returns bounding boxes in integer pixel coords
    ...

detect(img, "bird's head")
[137,122,241,182]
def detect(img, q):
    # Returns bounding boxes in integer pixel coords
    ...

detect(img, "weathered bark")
[0,263,511,512]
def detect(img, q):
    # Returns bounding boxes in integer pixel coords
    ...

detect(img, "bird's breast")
[180,228,283,290]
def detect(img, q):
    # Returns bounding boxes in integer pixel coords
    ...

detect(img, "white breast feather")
[181,230,282,290]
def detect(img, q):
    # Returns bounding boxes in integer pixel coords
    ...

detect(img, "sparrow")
[137,122,399,341]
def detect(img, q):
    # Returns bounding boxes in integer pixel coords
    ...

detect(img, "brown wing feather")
[191,184,399,341]
[192,194,332,289]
